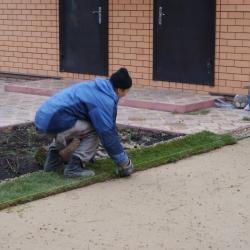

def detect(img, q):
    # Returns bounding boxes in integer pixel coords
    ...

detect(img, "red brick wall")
[0,0,250,94]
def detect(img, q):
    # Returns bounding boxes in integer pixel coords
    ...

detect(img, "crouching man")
[35,68,134,178]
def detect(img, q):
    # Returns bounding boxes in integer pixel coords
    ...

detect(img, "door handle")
[207,59,213,75]
[158,6,166,26]
[92,6,102,24]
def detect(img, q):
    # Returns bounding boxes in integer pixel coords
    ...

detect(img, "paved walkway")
[0,80,46,127]
[1,78,250,134]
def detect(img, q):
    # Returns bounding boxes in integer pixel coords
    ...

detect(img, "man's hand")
[116,159,134,177]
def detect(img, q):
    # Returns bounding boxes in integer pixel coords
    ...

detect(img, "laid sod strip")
[0,131,236,210]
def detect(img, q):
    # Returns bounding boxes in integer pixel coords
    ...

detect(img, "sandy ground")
[0,139,250,250]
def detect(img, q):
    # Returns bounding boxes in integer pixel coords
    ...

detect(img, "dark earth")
[0,123,182,181]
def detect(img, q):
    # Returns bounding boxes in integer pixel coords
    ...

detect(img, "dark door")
[154,0,216,85]
[60,0,108,75]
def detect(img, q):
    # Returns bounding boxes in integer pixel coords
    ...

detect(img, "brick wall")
[215,0,250,95]
[110,0,153,87]
[0,0,250,94]
[0,0,59,76]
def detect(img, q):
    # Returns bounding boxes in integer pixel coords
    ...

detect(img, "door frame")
[153,0,216,85]
[59,0,109,75]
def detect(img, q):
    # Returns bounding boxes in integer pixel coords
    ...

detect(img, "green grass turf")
[0,131,236,210]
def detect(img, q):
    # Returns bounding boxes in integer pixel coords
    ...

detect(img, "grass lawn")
[172,109,210,115]
[0,131,236,211]
[242,116,250,122]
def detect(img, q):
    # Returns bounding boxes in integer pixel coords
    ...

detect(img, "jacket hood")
[94,77,118,103]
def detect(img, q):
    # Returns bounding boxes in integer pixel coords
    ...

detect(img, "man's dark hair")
[110,68,132,89]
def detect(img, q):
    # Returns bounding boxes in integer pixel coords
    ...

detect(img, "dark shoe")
[44,149,63,172]
[64,155,95,178]
[89,155,96,164]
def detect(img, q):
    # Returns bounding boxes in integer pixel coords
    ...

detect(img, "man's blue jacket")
[35,78,128,165]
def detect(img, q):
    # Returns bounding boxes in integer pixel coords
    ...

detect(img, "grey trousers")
[49,120,99,163]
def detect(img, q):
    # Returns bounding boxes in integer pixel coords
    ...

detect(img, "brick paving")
[5,79,218,113]
[5,79,216,104]
[1,78,250,134]
[117,106,249,134]
[0,80,47,127]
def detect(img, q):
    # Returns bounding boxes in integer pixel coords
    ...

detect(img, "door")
[154,0,216,85]
[59,0,108,75]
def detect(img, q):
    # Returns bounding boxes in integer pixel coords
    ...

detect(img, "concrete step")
[4,79,220,113]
